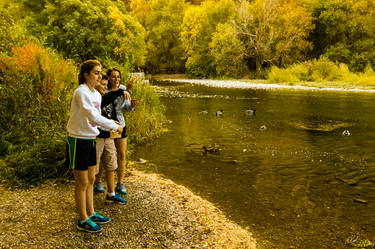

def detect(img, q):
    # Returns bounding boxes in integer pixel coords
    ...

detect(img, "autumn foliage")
[0,43,77,187]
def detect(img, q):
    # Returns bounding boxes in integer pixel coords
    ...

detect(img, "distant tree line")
[1,0,375,77]
[134,0,375,77]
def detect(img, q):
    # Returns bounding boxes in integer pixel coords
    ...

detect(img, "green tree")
[209,23,247,77]
[310,0,375,71]
[233,0,314,72]
[0,0,32,54]
[180,0,236,77]
[23,0,146,70]
[130,0,188,73]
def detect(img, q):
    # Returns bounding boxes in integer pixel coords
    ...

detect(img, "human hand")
[127,77,136,91]
[123,90,130,100]
[131,99,139,107]
[117,125,123,134]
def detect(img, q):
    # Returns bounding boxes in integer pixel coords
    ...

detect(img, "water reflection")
[132,81,375,248]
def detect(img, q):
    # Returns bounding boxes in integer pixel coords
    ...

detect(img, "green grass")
[126,78,167,145]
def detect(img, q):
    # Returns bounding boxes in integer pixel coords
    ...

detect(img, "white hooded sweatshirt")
[67,84,118,139]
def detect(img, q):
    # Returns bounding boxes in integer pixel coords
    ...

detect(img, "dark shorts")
[66,137,97,170]
[120,125,128,138]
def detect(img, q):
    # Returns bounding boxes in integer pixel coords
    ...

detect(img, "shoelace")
[91,212,103,219]
[86,219,98,227]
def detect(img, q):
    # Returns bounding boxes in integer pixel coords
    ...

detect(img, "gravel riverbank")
[156,77,375,93]
[0,168,256,249]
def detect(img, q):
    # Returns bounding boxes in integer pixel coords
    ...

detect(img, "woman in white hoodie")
[66,60,123,233]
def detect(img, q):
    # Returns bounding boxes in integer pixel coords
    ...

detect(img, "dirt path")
[0,169,256,249]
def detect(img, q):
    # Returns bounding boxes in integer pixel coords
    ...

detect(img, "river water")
[132,80,375,248]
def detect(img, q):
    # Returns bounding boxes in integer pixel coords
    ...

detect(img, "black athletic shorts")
[66,137,97,170]
[120,125,128,138]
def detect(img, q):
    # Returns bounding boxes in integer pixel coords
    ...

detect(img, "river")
[132,80,375,248]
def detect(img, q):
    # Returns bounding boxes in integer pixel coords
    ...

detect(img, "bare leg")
[114,138,127,183]
[86,165,96,217]
[105,170,115,193]
[74,169,89,221]
[95,161,105,183]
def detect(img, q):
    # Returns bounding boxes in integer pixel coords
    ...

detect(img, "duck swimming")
[342,129,351,136]
[202,146,221,154]
[216,109,223,116]
[245,109,256,115]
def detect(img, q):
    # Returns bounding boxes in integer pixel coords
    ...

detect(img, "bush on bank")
[267,58,375,86]
[126,79,166,145]
[0,42,77,188]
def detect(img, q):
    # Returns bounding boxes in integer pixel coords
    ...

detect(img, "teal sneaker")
[106,194,127,205]
[115,182,127,195]
[94,182,105,193]
[89,212,110,224]
[77,218,102,233]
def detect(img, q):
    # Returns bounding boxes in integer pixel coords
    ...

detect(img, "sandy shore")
[157,78,375,93]
[0,168,256,249]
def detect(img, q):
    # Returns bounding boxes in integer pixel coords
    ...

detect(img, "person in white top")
[66,60,123,233]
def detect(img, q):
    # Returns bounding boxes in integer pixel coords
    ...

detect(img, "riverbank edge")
[152,74,375,92]
[0,166,256,249]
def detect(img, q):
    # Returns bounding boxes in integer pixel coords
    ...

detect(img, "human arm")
[101,89,125,108]
[126,77,136,92]
[116,88,134,112]
[120,97,134,112]
[78,90,120,131]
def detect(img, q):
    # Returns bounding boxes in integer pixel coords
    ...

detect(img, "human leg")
[114,137,127,183]
[68,137,93,221]
[87,164,111,223]
[94,138,105,193]
[101,138,126,204]
[68,137,105,232]
[104,170,126,204]
[74,169,89,222]
[101,138,118,194]
[105,170,115,194]
[86,165,96,217]
[94,161,105,193]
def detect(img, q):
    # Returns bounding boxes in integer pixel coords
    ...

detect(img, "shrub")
[267,57,375,85]
[125,79,166,145]
[0,42,77,187]
[289,63,311,82]
[309,57,342,81]
[267,66,299,83]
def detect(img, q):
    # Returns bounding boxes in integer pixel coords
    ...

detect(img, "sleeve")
[77,91,119,131]
[101,89,125,108]
[120,98,134,112]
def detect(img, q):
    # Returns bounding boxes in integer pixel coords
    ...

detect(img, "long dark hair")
[106,66,122,88]
[78,60,101,85]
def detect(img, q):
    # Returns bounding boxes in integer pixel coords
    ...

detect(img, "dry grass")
[0,168,256,249]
